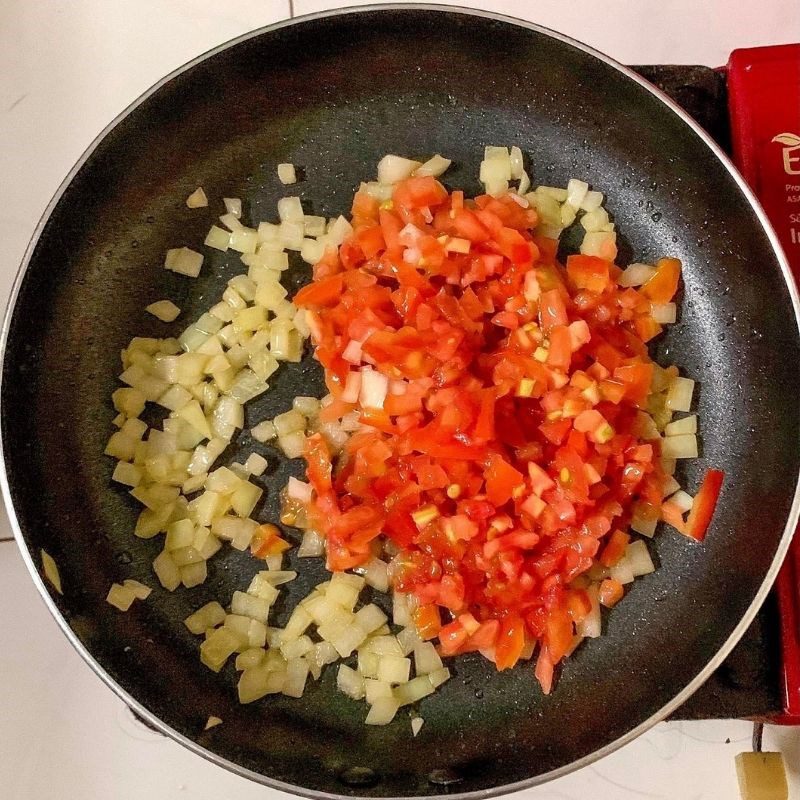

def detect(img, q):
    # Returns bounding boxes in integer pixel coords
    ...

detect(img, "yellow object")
[735,752,788,800]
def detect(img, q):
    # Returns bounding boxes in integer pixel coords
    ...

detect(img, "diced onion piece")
[204,716,222,730]
[298,530,325,557]
[396,626,420,656]
[201,628,239,672]
[625,540,655,577]
[359,368,388,410]
[287,476,313,504]
[165,247,204,278]
[180,561,208,588]
[186,187,208,208]
[576,584,601,638]
[365,696,400,726]
[661,433,698,460]
[205,225,231,251]
[566,178,589,209]
[651,302,677,324]
[223,198,242,218]
[230,228,258,254]
[184,601,227,634]
[608,557,635,585]
[278,163,297,185]
[392,592,416,627]
[581,231,617,260]
[376,655,411,685]
[411,717,424,736]
[630,504,658,537]
[355,604,388,634]
[123,579,151,600]
[112,461,142,487]
[146,300,181,322]
[378,155,422,185]
[665,414,697,436]
[337,664,366,700]
[413,154,451,178]
[356,557,389,593]
[427,667,451,689]
[236,648,266,671]
[395,675,435,706]
[251,420,277,443]
[106,583,137,611]
[278,197,304,223]
[580,190,604,212]
[581,207,610,232]
[279,431,306,459]
[243,452,268,476]
[282,657,309,698]
[666,377,695,412]
[414,642,443,675]
[669,489,694,512]
[41,550,63,595]
[153,550,181,591]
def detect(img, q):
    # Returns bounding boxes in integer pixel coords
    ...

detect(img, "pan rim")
[2,4,799,798]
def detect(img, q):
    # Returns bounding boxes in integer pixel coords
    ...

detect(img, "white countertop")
[1,2,800,799]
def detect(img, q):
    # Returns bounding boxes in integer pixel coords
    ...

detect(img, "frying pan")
[2,5,800,797]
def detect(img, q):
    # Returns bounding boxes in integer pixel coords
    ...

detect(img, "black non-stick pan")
[3,6,800,797]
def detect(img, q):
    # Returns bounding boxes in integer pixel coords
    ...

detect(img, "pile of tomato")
[294,175,721,693]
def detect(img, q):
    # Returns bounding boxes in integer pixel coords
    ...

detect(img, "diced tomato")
[684,469,724,541]
[295,180,716,697]
[495,615,526,670]
[598,578,625,608]
[641,257,681,304]
[485,455,525,506]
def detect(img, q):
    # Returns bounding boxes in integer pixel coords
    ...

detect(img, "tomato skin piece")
[413,604,442,640]
[566,254,611,293]
[641,257,681,303]
[485,454,525,506]
[438,619,470,656]
[598,578,625,608]
[684,469,724,541]
[304,433,333,495]
[495,615,526,671]
[539,289,569,331]
[294,274,344,308]
[599,529,630,567]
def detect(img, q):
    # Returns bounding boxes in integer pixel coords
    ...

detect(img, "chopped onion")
[669,489,694,512]
[287,477,313,504]
[651,303,677,324]
[411,716,424,736]
[660,433,698,460]
[395,675,435,706]
[205,225,231,251]
[413,642,443,675]
[41,550,63,595]
[337,664,366,699]
[184,601,226,634]
[244,452,268,476]
[625,540,656,577]
[204,716,222,730]
[146,300,181,322]
[165,247,204,278]
[359,367,388,410]
[298,529,325,557]
[576,584,601,638]
[580,190,604,212]
[106,583,138,612]
[186,187,208,208]
[413,154,451,178]
[665,414,697,436]
[223,198,242,218]
[666,377,695,412]
[365,696,400,725]
[378,155,422,185]
[566,178,589,209]
[277,163,297,185]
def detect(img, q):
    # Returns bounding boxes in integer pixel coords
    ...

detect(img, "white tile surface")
[293,0,800,66]
[1,1,799,798]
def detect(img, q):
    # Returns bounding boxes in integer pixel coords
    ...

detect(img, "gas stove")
[639,46,800,724]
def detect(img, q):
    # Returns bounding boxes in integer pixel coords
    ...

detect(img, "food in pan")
[104,148,722,726]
